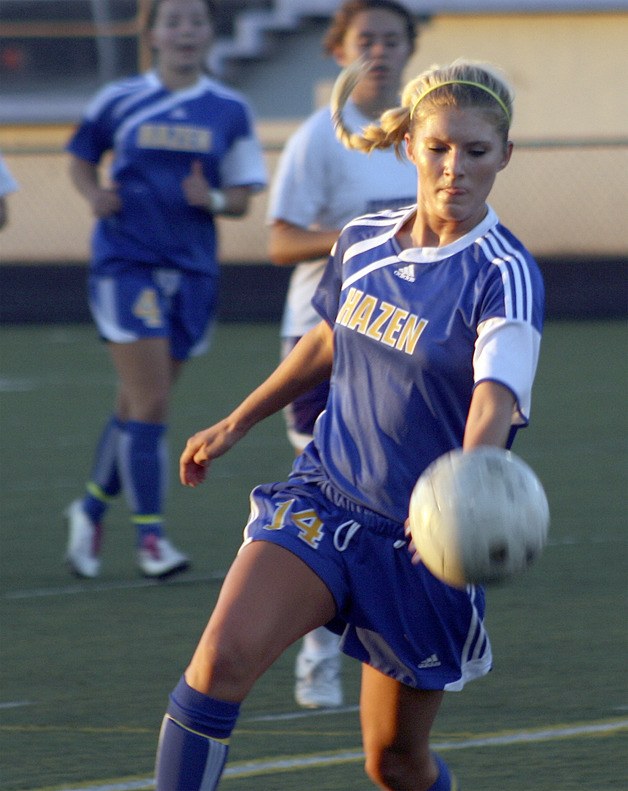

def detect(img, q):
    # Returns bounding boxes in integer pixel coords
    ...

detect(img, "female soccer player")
[65,0,266,578]
[155,59,544,790]
[267,0,419,710]
[0,153,18,231]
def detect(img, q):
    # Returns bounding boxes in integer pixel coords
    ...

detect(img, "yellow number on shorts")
[267,500,294,531]
[266,500,325,548]
[132,288,163,328]
[292,508,325,548]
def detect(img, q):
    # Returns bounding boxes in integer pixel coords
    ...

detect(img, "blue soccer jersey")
[295,205,544,524]
[67,72,267,275]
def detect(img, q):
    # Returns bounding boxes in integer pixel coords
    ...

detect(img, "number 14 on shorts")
[265,499,325,549]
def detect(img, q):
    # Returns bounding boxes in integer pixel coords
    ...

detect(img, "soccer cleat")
[65,499,102,578]
[295,651,343,709]
[137,535,190,579]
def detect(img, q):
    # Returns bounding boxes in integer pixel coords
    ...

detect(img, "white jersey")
[267,101,416,337]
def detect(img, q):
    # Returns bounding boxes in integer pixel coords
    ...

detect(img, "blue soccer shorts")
[242,478,493,691]
[281,337,330,451]
[88,264,217,360]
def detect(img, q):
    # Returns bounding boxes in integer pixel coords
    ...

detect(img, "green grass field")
[0,320,626,791]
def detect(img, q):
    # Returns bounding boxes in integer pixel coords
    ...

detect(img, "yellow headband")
[410,80,511,123]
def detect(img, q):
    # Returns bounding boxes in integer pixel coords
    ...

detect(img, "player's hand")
[179,419,246,487]
[404,518,421,565]
[91,187,121,218]
[182,160,210,208]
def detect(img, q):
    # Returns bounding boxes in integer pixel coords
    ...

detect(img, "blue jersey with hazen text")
[67,72,266,275]
[293,205,545,524]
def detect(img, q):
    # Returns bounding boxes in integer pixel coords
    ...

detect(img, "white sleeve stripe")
[479,235,525,321]
[491,229,535,323]
[478,231,536,323]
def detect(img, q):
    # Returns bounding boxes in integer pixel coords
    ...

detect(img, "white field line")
[3,533,625,601]
[2,572,227,600]
[20,718,628,791]
[0,700,32,709]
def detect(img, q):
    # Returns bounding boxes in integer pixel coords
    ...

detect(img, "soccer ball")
[408,446,549,588]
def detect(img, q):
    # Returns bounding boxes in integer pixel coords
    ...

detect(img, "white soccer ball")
[408,446,549,588]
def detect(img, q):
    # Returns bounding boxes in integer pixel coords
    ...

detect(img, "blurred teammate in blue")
[0,153,19,230]
[267,0,419,710]
[155,59,544,790]
[65,0,266,579]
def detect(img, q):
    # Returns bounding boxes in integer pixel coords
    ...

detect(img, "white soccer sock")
[302,626,341,657]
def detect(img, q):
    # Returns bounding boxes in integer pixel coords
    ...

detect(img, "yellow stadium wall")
[0,12,625,322]
[0,12,626,265]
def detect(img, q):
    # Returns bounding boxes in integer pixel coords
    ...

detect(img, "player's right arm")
[68,155,121,218]
[267,110,339,266]
[180,319,334,487]
[268,219,340,266]
[463,381,516,451]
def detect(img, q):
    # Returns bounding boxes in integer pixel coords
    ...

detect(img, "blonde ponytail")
[330,57,411,157]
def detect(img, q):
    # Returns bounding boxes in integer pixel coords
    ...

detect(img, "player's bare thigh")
[185,540,337,701]
[108,337,182,423]
[360,663,444,790]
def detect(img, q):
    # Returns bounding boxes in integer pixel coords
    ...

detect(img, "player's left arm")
[463,381,516,450]
[182,160,253,217]
[219,185,253,217]
[268,220,341,266]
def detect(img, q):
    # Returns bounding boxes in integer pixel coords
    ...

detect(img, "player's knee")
[128,389,170,423]
[188,630,260,699]
[116,370,173,423]
[364,746,436,791]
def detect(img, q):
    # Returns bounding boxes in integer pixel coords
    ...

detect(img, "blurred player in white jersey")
[64,0,266,579]
[155,60,544,791]
[267,0,419,710]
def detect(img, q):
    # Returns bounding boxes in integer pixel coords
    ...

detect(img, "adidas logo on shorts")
[394,264,416,282]
[418,653,441,669]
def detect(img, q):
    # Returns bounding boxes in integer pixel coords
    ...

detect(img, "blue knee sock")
[155,676,240,791]
[117,420,167,542]
[83,416,123,523]
[429,753,459,790]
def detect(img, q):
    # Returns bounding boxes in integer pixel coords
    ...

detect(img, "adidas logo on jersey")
[418,653,441,669]
[394,264,416,282]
